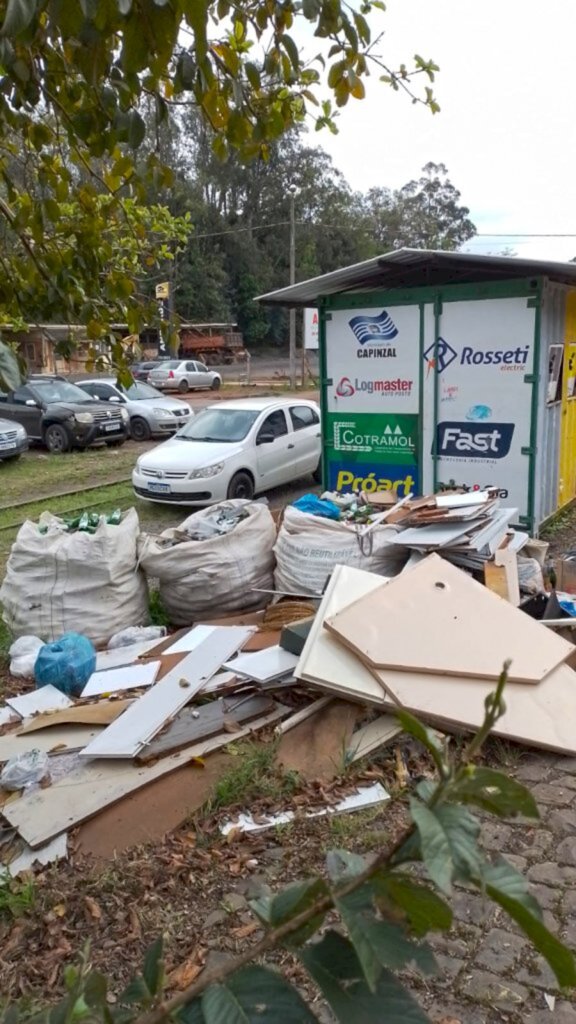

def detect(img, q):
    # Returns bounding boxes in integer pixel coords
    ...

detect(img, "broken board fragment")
[6,686,72,718]
[277,698,360,782]
[0,725,104,761]
[346,715,403,762]
[137,695,274,762]
[223,645,298,682]
[325,553,571,684]
[18,699,132,734]
[81,661,160,698]
[220,782,389,835]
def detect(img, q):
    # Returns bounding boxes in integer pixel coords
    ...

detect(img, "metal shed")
[257,249,576,533]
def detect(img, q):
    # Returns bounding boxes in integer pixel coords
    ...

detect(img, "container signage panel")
[423,297,536,518]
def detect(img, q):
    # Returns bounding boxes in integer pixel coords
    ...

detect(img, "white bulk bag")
[0,508,149,648]
[274,506,407,596]
[138,500,276,625]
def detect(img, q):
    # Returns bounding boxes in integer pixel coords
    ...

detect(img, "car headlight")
[119,407,129,422]
[74,412,94,424]
[15,426,26,438]
[152,407,173,417]
[188,462,225,479]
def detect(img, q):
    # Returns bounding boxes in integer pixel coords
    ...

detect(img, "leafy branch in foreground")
[4,665,574,1024]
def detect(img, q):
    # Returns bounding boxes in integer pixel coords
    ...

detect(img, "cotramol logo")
[349,310,398,345]
[436,421,515,459]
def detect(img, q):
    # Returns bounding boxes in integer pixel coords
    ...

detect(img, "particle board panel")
[81,661,160,698]
[325,554,572,684]
[372,661,576,756]
[6,686,72,718]
[295,565,390,705]
[18,700,132,734]
[277,699,360,782]
[4,705,290,848]
[80,626,258,760]
[223,646,298,682]
[0,725,103,761]
[346,715,403,762]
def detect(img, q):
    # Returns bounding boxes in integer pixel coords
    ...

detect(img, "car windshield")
[176,408,259,442]
[32,380,93,404]
[123,382,162,400]
[154,360,181,370]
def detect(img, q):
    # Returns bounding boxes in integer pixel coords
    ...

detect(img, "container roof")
[256,248,576,307]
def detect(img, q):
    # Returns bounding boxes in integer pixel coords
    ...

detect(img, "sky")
[310,0,576,261]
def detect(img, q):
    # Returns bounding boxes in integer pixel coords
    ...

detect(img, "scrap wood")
[6,686,72,719]
[18,699,133,734]
[3,704,291,849]
[0,725,104,762]
[274,696,332,735]
[277,698,360,783]
[137,695,275,763]
[346,714,403,763]
[3,834,68,877]
[81,661,161,698]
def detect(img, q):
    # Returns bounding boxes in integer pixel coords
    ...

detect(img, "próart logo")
[349,310,398,345]
[436,421,515,460]
[336,377,355,397]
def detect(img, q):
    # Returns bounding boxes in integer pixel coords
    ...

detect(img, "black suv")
[0,376,129,452]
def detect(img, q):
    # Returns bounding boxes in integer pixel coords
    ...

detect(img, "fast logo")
[436,421,515,459]
[349,310,398,345]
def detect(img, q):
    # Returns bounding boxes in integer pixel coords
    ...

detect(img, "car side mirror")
[108,395,121,403]
[25,399,38,407]
[257,432,275,445]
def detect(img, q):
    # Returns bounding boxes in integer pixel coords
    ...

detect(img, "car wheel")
[211,377,221,391]
[312,461,322,484]
[178,378,189,393]
[130,416,152,441]
[227,471,254,501]
[44,424,71,453]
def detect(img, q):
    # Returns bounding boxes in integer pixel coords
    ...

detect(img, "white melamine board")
[391,520,481,549]
[163,624,254,656]
[0,725,103,761]
[325,554,572,685]
[374,661,576,756]
[81,661,160,698]
[7,834,68,877]
[465,509,518,553]
[6,686,72,718]
[80,626,254,759]
[435,491,493,509]
[0,706,18,727]
[223,646,298,682]
[4,705,289,848]
[95,639,163,672]
[221,782,389,835]
[296,565,390,705]
[346,715,402,761]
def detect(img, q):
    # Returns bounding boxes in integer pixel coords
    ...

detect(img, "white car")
[77,378,192,441]
[132,397,322,504]
[148,359,222,393]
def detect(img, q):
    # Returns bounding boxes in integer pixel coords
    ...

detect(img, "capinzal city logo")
[436,421,515,460]
[349,310,399,359]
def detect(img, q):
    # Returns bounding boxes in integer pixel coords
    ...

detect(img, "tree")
[364,162,476,251]
[0,0,439,360]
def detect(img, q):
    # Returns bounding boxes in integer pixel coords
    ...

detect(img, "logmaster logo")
[423,336,458,375]
[349,310,398,345]
[335,377,355,397]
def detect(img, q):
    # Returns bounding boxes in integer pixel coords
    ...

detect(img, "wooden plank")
[18,700,132,734]
[4,705,290,848]
[81,661,160,698]
[137,695,274,762]
[0,725,103,761]
[325,554,572,685]
[274,697,332,735]
[80,626,257,760]
[6,686,72,718]
[346,715,403,762]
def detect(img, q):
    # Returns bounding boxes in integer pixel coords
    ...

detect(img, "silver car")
[148,359,222,393]
[77,379,193,441]
[0,417,28,460]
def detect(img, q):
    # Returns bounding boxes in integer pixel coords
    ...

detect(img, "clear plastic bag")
[1,749,49,791]
[107,626,166,649]
[9,635,44,678]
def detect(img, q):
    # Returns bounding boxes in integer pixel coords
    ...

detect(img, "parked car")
[0,377,129,452]
[0,417,28,460]
[133,396,321,505]
[77,378,193,441]
[130,359,171,382]
[148,359,222,393]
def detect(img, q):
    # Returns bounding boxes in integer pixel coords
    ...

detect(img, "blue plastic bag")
[34,632,96,697]
[293,493,341,521]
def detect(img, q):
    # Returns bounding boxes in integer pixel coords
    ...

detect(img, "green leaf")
[453,767,539,819]
[434,804,483,878]
[1,0,37,37]
[142,937,164,996]
[479,857,542,919]
[266,877,329,945]
[486,884,576,988]
[395,710,447,776]
[201,966,318,1023]
[300,931,431,1024]
[0,340,23,391]
[127,109,146,149]
[119,975,151,1006]
[185,0,209,62]
[178,1001,205,1024]
[373,874,453,937]
[409,799,453,894]
[326,849,366,882]
[83,971,107,1007]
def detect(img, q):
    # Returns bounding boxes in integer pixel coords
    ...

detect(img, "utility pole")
[288,184,297,389]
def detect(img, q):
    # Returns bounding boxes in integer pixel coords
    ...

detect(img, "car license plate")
[147,481,171,494]
[0,441,16,451]
[103,422,121,432]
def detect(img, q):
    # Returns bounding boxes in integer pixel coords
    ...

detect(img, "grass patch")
[328,806,389,849]
[204,740,300,814]
[148,589,169,627]
[0,876,35,920]
[0,446,142,508]
[541,502,576,539]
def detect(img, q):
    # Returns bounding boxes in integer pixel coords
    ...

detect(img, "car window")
[176,407,259,442]
[157,360,180,369]
[290,405,319,431]
[31,380,93,404]
[82,383,114,400]
[125,382,160,400]
[12,386,36,405]
[257,410,288,440]
[185,362,196,372]
[196,363,209,372]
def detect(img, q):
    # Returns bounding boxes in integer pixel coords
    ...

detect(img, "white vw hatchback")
[132,396,322,505]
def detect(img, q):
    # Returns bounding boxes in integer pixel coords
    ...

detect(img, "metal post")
[289,190,296,389]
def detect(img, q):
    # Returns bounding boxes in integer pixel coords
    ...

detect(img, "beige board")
[4,705,289,848]
[325,553,571,684]
[0,726,103,762]
[371,661,576,756]
[18,700,133,734]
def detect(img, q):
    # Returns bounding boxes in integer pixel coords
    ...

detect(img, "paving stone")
[557,837,576,866]
[516,954,558,990]
[473,927,528,973]
[561,920,576,946]
[222,892,248,912]
[428,933,477,960]
[561,888,576,915]
[553,757,576,775]
[451,891,497,928]
[516,829,554,862]
[433,954,466,982]
[531,783,574,807]
[547,808,576,835]
[426,1000,486,1024]
[527,862,576,886]
[526,1006,576,1024]
[553,774,576,791]
[203,909,227,930]
[529,882,563,912]
[505,853,528,872]
[515,761,556,783]
[480,821,516,852]
[457,969,528,1007]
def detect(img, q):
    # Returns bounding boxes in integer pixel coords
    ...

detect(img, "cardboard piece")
[277,698,360,781]
[18,699,132,734]
[326,554,572,684]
